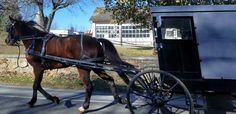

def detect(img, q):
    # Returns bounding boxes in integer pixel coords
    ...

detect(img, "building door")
[154,17,201,79]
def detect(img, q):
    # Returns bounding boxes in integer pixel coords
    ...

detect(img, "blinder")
[5,23,20,46]
[5,24,11,32]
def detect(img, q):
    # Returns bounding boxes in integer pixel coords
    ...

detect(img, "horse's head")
[5,16,46,46]
[5,16,24,46]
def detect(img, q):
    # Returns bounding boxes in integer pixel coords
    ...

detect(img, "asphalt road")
[0,85,130,114]
[2,85,236,114]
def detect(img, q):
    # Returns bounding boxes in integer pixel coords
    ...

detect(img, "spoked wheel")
[127,70,194,114]
[140,65,159,71]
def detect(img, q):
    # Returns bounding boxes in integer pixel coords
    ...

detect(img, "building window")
[121,25,150,38]
[96,25,119,38]
[95,25,151,39]
[96,34,104,38]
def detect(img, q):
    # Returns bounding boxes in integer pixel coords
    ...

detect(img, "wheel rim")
[127,70,194,114]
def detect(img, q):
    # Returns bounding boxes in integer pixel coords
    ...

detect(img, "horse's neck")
[22,40,31,48]
[22,39,41,51]
[21,31,47,49]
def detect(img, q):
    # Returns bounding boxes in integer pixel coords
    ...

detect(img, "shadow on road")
[6,91,120,114]
[84,101,117,113]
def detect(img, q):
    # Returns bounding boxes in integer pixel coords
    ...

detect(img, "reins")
[15,43,29,69]
[19,36,46,40]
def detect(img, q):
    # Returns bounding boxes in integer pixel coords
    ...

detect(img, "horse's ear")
[9,16,16,23]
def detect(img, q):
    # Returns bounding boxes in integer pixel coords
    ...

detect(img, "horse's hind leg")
[117,71,130,85]
[77,68,93,112]
[93,70,127,104]
[28,66,59,107]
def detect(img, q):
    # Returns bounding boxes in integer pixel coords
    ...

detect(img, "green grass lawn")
[117,47,155,57]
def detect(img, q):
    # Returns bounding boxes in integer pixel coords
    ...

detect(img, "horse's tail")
[97,38,130,66]
[97,38,133,85]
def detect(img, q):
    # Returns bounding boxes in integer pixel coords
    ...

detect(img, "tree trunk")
[35,0,45,31]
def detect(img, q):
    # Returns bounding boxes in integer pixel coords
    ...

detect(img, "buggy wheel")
[140,65,159,71]
[127,70,194,114]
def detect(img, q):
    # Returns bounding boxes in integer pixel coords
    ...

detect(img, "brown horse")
[5,17,131,112]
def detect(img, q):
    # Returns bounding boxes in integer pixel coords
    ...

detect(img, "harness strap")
[26,40,35,55]
[80,33,84,58]
[20,36,45,40]
[79,33,91,59]
[40,34,53,57]
[25,34,53,68]
[40,34,54,67]
[81,57,104,62]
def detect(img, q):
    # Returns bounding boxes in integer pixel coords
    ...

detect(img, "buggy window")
[161,17,194,40]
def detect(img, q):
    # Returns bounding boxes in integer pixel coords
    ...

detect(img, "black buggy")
[6,5,236,114]
[125,5,236,114]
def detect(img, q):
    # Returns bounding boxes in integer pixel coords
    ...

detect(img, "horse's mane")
[17,19,48,36]
[26,20,48,35]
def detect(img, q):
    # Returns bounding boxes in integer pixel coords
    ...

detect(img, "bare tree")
[31,0,81,32]
[50,22,58,30]
[0,1,14,12]
[2,0,98,32]
[0,0,21,31]
[0,3,4,11]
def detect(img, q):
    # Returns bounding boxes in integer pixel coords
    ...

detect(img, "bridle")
[6,22,46,46]
[6,23,21,46]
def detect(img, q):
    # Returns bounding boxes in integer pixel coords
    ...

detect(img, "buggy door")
[154,17,201,79]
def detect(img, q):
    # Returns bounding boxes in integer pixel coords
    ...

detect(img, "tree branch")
[52,0,75,11]
[46,0,77,31]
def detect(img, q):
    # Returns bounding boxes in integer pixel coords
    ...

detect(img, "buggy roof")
[151,5,236,13]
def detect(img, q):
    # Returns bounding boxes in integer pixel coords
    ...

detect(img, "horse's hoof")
[52,96,60,104]
[116,96,128,104]
[78,106,85,113]
[120,98,128,104]
[27,102,34,107]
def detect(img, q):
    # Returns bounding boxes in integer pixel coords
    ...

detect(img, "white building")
[49,29,75,37]
[90,8,154,46]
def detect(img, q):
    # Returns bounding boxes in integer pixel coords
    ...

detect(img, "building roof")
[90,7,116,24]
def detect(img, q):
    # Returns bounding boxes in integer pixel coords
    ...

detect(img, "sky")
[48,1,104,32]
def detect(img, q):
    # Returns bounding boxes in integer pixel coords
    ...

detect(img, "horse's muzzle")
[5,38,10,45]
[5,38,17,46]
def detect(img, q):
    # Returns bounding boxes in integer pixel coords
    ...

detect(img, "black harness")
[24,34,53,56]
[16,34,105,68]
[21,34,54,67]
[7,22,106,69]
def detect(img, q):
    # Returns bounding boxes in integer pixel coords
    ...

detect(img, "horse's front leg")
[28,66,43,107]
[28,66,59,107]
[38,84,60,104]
[77,68,93,113]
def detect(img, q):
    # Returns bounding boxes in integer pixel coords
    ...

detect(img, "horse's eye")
[5,25,11,32]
